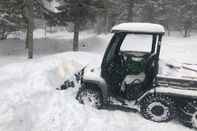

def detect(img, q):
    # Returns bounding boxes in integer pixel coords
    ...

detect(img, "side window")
[120,34,153,53]
[105,33,123,63]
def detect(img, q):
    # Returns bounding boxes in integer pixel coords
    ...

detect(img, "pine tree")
[175,0,197,37]
[0,0,24,39]
[122,0,136,22]
[153,0,175,35]
[56,0,104,51]
[0,0,57,58]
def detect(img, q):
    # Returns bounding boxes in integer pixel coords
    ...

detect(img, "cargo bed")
[158,62,197,89]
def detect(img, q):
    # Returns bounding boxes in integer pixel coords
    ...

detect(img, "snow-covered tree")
[0,1,24,39]
[174,0,197,37]
[56,0,104,51]
[121,0,137,22]
[151,0,176,35]
[0,0,58,58]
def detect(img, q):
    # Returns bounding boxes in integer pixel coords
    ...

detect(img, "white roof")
[112,23,165,34]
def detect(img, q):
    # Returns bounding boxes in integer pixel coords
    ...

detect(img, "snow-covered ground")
[0,29,197,131]
[0,30,110,66]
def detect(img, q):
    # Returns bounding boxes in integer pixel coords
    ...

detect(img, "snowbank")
[0,52,98,131]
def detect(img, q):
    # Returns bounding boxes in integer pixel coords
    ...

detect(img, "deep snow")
[0,52,193,131]
[0,29,197,131]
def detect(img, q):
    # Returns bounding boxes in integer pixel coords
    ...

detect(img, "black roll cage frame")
[101,32,163,78]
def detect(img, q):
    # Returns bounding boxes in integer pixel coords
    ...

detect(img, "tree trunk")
[184,25,190,37]
[184,28,188,37]
[144,4,155,22]
[183,20,192,37]
[73,21,79,51]
[27,19,34,59]
[23,0,34,58]
[25,29,29,49]
[165,23,170,36]
[44,23,47,39]
[103,10,110,33]
[127,1,134,22]
[0,29,8,40]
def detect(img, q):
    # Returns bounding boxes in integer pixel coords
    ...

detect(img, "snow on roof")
[112,23,165,34]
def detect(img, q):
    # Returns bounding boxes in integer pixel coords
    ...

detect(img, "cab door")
[101,33,126,94]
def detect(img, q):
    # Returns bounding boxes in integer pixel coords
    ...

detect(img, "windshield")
[120,34,153,53]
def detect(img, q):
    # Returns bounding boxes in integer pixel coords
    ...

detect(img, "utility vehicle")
[75,23,197,128]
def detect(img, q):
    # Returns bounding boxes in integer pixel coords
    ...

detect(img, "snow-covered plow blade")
[58,67,86,90]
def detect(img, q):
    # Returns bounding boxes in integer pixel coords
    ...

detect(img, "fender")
[83,66,108,103]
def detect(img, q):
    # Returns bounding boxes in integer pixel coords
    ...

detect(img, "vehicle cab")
[77,23,165,106]
[102,23,165,98]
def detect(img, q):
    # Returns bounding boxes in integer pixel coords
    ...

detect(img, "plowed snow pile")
[0,52,194,131]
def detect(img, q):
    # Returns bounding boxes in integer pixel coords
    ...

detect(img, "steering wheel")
[144,53,157,79]
[118,52,127,66]
[131,79,142,85]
